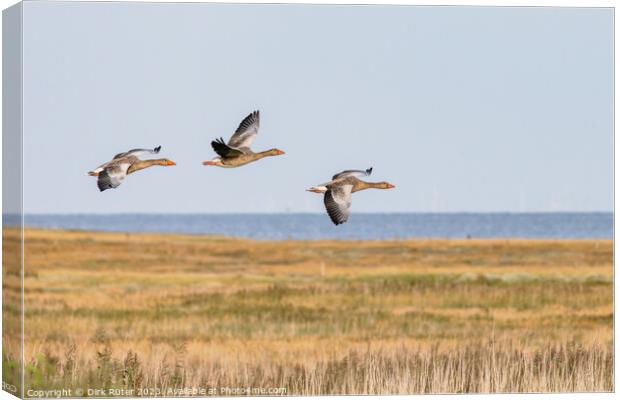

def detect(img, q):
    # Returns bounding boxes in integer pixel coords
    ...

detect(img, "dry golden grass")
[2,227,613,395]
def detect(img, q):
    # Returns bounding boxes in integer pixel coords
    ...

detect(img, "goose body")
[203,110,285,168]
[88,146,176,192]
[307,168,395,225]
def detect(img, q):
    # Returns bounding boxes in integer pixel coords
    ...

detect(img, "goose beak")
[306,188,322,193]
[387,183,396,189]
[276,149,285,155]
[202,160,217,166]
[167,160,177,166]
[88,171,99,177]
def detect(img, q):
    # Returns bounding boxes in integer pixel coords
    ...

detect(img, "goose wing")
[227,110,260,149]
[211,137,245,158]
[97,163,130,192]
[332,167,372,181]
[113,146,161,160]
[323,184,354,225]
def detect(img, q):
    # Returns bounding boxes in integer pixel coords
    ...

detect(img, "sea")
[7,212,614,241]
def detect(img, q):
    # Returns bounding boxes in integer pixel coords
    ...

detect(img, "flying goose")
[307,168,395,225]
[202,110,285,167]
[88,146,176,192]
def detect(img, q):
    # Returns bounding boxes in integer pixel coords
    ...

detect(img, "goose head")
[379,182,396,189]
[267,148,286,156]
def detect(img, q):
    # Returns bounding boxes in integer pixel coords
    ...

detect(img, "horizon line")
[8,210,615,216]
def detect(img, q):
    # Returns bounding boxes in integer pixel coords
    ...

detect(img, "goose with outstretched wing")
[307,167,395,225]
[203,110,285,168]
[88,146,176,192]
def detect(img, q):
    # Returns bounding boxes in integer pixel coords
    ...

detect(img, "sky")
[15,2,613,214]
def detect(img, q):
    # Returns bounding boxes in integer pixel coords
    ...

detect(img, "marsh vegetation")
[3,228,613,394]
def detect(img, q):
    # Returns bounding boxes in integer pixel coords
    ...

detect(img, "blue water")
[7,212,613,240]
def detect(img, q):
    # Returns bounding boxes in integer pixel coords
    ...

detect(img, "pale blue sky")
[20,2,613,213]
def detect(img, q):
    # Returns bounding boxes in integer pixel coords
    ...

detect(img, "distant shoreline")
[3,212,612,241]
[4,226,612,244]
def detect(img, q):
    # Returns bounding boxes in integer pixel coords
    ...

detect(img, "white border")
[0,0,616,7]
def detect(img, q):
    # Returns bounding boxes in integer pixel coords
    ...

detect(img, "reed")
[2,228,612,394]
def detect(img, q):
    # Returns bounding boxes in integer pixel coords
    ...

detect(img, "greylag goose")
[307,168,395,225]
[88,146,176,192]
[202,110,285,167]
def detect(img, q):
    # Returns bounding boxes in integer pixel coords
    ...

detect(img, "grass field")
[2,228,613,395]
